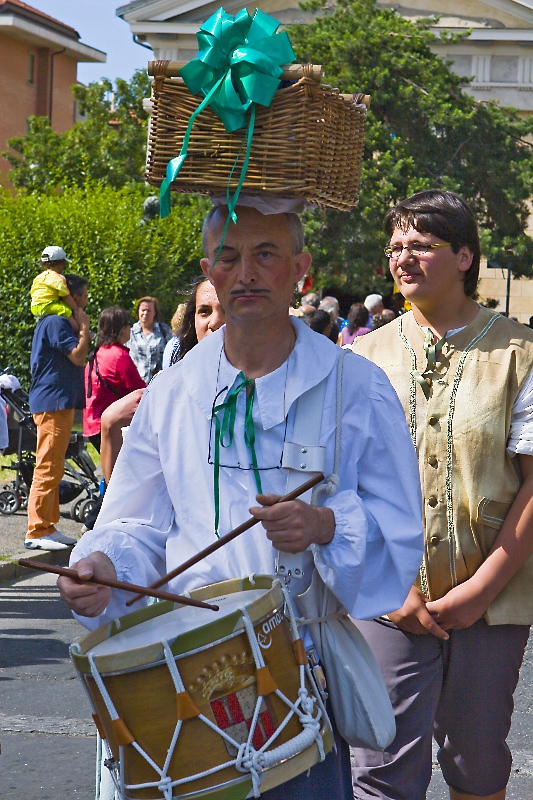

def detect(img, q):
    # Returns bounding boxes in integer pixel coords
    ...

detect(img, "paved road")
[1,569,533,799]
[0,571,95,799]
[0,505,85,560]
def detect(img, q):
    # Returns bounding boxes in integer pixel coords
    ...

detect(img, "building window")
[448,55,473,80]
[490,56,519,84]
[28,52,36,85]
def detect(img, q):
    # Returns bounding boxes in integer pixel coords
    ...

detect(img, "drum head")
[90,588,267,657]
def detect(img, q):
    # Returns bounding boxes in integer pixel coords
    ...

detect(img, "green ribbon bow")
[412,328,446,400]
[212,372,263,538]
[159,6,296,222]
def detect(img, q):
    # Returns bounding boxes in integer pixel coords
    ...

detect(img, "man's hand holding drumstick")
[58,552,117,617]
[250,494,335,552]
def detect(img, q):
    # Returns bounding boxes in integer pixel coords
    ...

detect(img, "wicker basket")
[145,64,368,211]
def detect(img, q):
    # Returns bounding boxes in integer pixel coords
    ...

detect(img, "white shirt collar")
[182,317,338,429]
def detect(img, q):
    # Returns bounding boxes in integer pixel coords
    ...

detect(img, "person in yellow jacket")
[352,189,533,800]
[31,246,79,332]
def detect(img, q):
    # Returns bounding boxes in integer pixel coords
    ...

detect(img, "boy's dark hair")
[383,190,480,296]
[65,274,88,298]
[97,307,131,347]
[307,309,331,335]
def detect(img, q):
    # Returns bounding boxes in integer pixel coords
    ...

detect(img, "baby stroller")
[0,374,100,524]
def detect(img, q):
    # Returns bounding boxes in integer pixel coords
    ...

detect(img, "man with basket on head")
[59,200,425,797]
[58,7,425,797]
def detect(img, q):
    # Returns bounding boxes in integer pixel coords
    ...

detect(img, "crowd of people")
[16,189,533,800]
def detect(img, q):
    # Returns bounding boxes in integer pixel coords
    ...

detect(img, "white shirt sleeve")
[339,365,423,618]
[508,364,533,456]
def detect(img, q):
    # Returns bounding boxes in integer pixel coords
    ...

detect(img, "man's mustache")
[230,288,270,296]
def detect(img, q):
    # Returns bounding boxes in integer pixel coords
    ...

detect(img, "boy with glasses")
[352,190,533,800]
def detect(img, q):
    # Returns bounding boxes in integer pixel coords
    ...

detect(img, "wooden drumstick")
[17,559,219,611]
[126,472,325,607]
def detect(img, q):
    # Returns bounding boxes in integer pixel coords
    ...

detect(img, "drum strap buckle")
[307,648,328,700]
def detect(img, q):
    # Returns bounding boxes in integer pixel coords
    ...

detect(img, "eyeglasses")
[384,242,452,259]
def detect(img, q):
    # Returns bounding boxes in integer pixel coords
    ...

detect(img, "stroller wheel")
[0,490,20,515]
[70,498,84,522]
[79,498,97,524]
[18,485,28,510]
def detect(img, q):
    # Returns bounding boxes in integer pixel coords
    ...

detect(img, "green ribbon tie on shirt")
[212,372,263,538]
[159,6,296,231]
[412,328,447,400]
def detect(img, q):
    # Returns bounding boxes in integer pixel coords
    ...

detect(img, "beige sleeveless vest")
[353,307,533,625]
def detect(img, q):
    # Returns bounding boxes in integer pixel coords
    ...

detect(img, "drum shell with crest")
[70,574,333,800]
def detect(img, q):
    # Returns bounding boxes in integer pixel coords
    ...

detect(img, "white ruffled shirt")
[71,318,424,630]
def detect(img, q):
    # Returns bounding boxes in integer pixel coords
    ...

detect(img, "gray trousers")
[352,617,529,800]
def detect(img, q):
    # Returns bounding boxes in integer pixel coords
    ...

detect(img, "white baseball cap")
[41,246,71,263]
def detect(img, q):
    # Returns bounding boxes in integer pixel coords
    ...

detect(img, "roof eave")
[0,14,106,62]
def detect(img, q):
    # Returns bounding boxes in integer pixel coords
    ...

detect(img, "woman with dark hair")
[127,295,172,383]
[339,303,371,345]
[84,307,146,452]
[166,276,225,367]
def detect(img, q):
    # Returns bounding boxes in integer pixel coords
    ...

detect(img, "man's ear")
[294,251,312,282]
[458,247,474,273]
[200,257,211,277]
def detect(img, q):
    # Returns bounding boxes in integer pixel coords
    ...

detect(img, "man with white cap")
[25,272,91,551]
[58,201,424,798]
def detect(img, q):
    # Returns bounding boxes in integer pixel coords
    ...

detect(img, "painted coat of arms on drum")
[211,682,276,755]
[189,652,278,756]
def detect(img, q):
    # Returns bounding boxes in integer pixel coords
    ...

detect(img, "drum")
[71,574,333,800]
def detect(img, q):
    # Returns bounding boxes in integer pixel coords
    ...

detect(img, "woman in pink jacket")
[84,307,146,452]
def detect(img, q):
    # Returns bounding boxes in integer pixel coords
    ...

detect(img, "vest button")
[428,416,439,426]
[427,496,438,507]
[427,456,438,467]
[430,535,440,545]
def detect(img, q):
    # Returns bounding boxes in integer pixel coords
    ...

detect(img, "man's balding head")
[202,206,304,258]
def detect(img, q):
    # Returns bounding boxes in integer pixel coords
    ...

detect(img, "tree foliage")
[2,70,151,192]
[0,184,207,386]
[289,0,533,294]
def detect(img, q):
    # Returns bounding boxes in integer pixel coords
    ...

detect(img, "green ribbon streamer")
[212,372,263,538]
[412,328,447,400]
[159,6,296,219]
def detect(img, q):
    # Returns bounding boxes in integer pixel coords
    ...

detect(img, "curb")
[0,547,72,582]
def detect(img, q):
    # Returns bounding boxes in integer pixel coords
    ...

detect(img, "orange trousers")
[26,409,75,538]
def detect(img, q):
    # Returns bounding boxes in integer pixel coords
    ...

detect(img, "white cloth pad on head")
[211,194,314,215]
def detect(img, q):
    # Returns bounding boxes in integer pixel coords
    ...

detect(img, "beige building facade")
[117,0,533,320]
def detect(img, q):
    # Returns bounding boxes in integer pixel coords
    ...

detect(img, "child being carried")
[31,246,80,333]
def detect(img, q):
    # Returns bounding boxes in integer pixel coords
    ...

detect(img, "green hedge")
[0,184,209,386]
